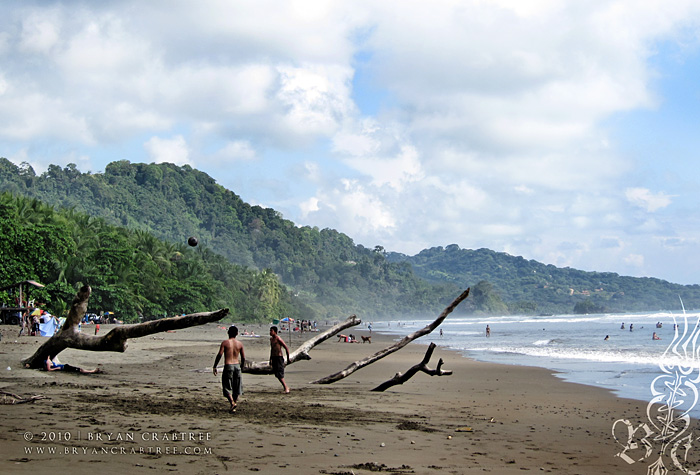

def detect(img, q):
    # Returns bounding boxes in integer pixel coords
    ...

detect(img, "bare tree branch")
[371,342,452,391]
[22,285,229,369]
[311,288,469,384]
[1,390,48,404]
[242,314,362,374]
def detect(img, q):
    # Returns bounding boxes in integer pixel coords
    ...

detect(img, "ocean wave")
[434,312,700,327]
[476,345,700,368]
[533,339,552,346]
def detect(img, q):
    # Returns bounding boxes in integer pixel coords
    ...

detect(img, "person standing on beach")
[18,310,28,337]
[213,325,245,413]
[269,326,291,393]
[486,325,491,337]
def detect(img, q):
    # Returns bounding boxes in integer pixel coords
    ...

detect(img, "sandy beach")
[0,321,687,474]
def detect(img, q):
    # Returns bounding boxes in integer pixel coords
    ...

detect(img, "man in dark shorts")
[213,325,245,413]
[269,326,291,393]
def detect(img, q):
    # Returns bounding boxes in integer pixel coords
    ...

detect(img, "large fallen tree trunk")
[22,285,229,369]
[243,314,362,374]
[311,288,469,384]
[371,342,452,391]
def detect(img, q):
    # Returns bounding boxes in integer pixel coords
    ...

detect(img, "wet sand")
[0,322,688,474]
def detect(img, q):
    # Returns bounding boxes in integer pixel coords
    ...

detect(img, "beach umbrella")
[280,317,294,343]
[31,309,41,316]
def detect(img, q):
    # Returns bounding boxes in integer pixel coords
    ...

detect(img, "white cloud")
[19,9,61,54]
[58,18,143,78]
[144,135,190,166]
[332,119,381,156]
[0,74,8,96]
[336,178,396,231]
[211,141,257,163]
[0,92,92,142]
[306,178,396,237]
[515,185,534,195]
[299,196,320,217]
[625,187,673,212]
[344,145,423,191]
[276,63,356,137]
[624,253,645,268]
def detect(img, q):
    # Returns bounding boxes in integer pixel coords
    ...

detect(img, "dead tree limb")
[0,390,48,404]
[242,314,362,374]
[22,285,229,369]
[371,342,452,391]
[311,288,469,384]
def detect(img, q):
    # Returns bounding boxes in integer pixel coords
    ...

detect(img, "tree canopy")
[0,192,309,322]
[387,245,700,314]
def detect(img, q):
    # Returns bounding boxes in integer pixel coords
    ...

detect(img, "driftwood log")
[242,314,362,374]
[311,288,470,384]
[22,285,229,369]
[371,342,452,391]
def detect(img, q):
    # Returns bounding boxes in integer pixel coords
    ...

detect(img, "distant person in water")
[653,332,661,340]
[621,323,625,330]
[486,325,491,337]
[630,324,634,332]
[604,335,609,341]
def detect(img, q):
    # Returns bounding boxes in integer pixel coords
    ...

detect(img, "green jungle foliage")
[387,245,700,314]
[0,192,313,322]
[0,159,461,320]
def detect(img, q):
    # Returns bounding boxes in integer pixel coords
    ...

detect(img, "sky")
[2,1,700,285]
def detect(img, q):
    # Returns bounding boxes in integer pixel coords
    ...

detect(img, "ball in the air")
[187,237,198,247]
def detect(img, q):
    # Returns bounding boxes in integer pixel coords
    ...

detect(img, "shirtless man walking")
[269,326,291,393]
[213,326,245,412]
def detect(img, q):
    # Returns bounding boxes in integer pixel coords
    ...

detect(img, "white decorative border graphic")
[613,299,700,474]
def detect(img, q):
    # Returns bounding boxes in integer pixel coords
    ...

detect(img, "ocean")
[377,310,700,417]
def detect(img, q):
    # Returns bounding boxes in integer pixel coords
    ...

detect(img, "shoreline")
[375,313,683,413]
[0,323,692,474]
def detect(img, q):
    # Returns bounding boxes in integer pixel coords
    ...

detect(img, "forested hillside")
[0,159,460,319]
[387,245,700,314]
[0,193,311,322]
